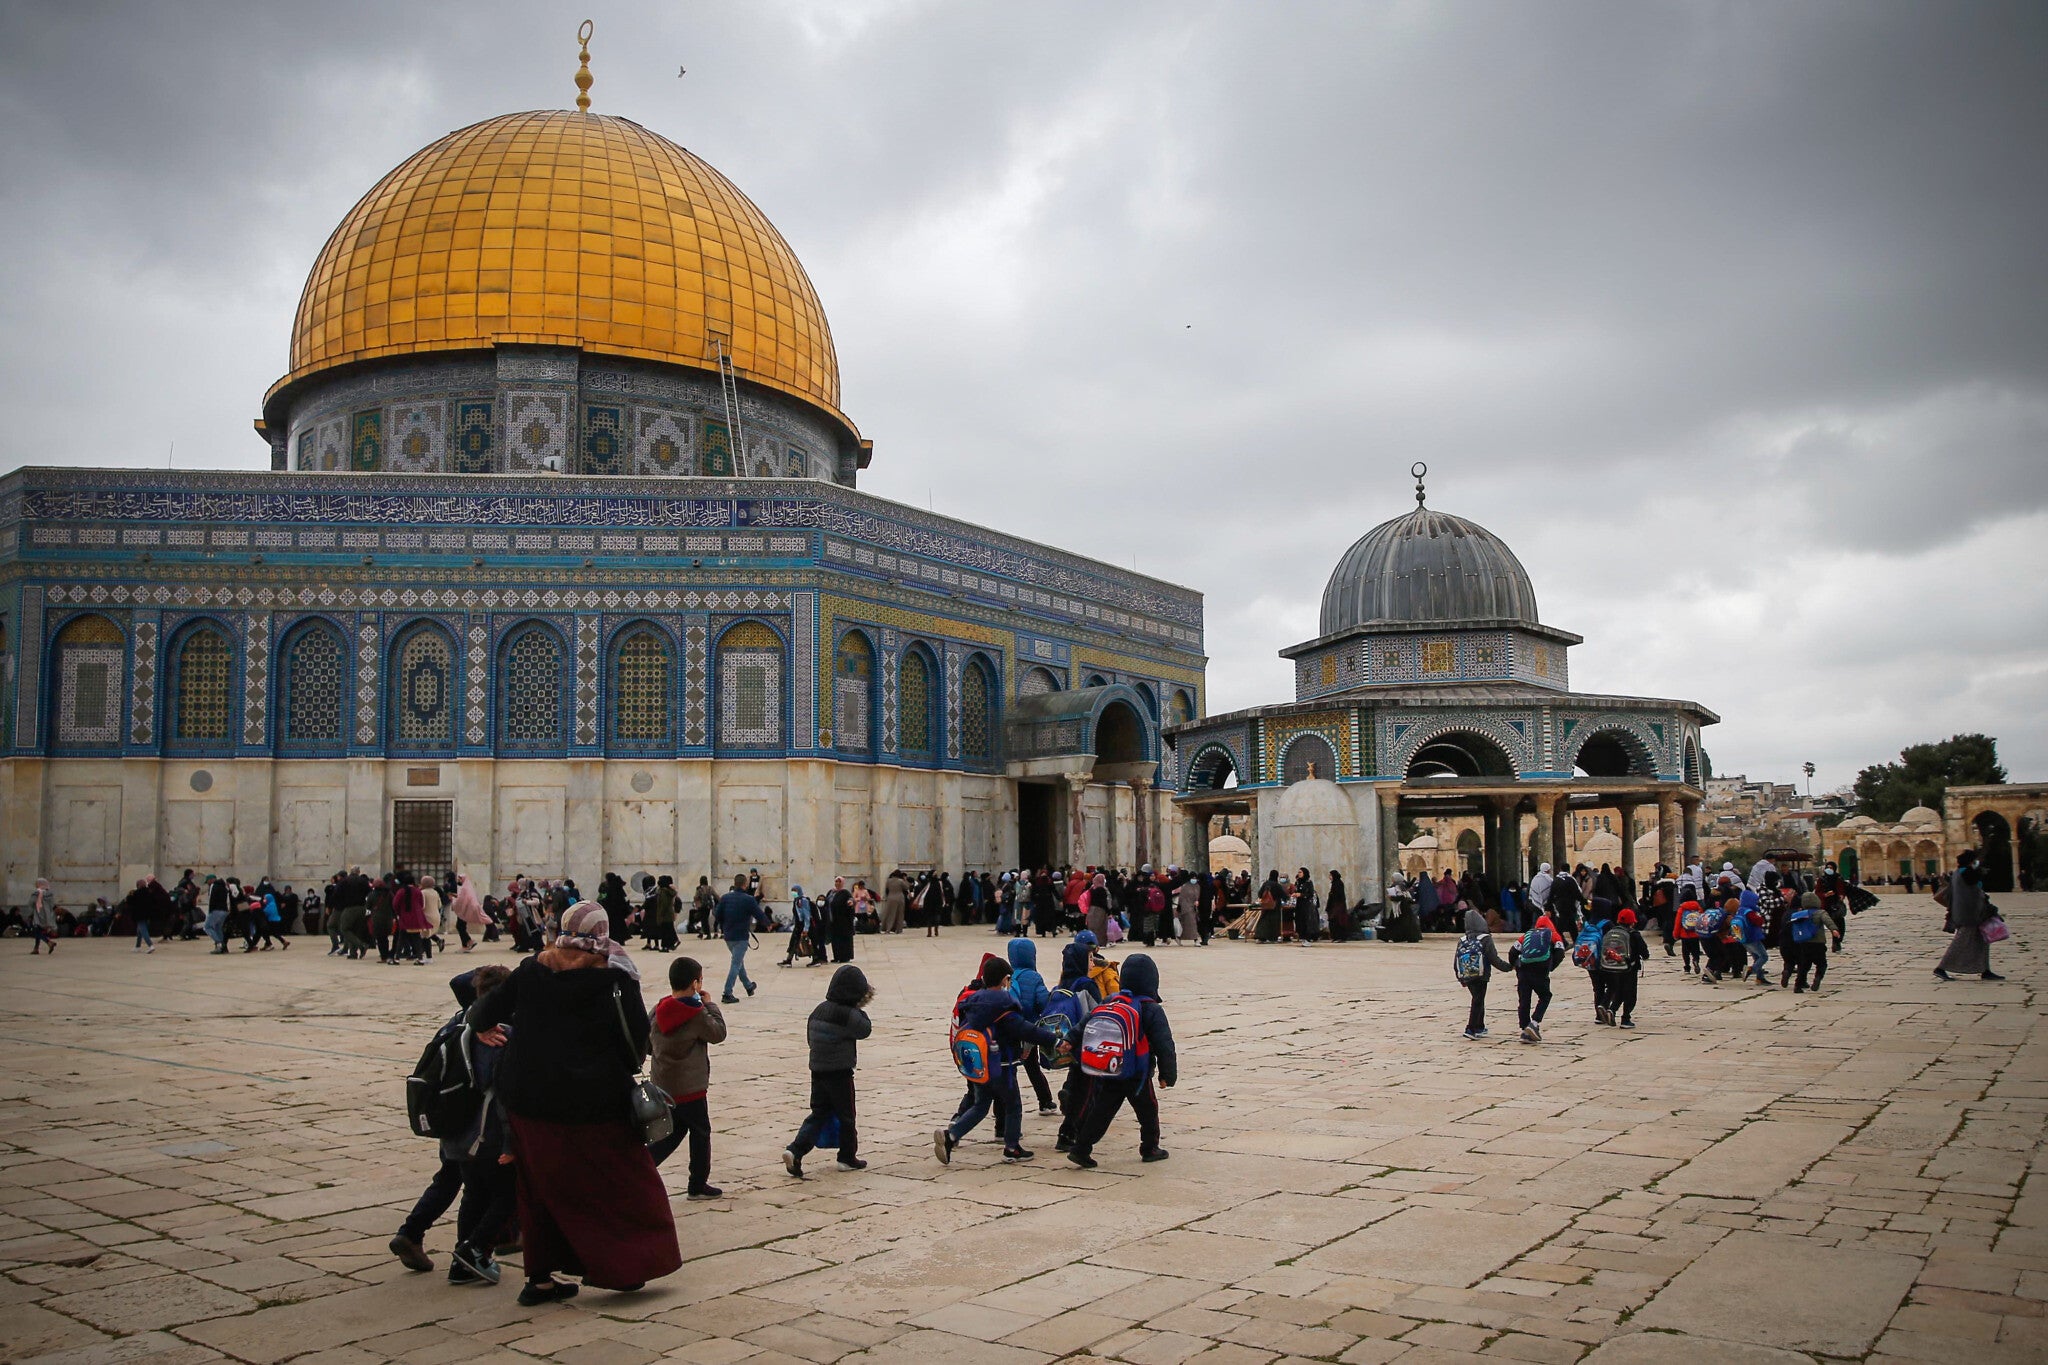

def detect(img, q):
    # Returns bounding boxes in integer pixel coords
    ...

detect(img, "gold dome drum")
[274,109,844,428]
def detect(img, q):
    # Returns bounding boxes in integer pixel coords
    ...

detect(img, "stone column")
[1184,814,1208,873]
[1615,799,1638,897]
[1681,797,1700,864]
[1130,775,1152,869]
[1657,793,1679,872]
[1064,773,1090,867]
[1496,796,1523,887]
[1551,797,1569,873]
[1378,784,1401,898]
[1530,794,1555,872]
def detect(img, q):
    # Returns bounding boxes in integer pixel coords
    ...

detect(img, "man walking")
[716,876,763,1004]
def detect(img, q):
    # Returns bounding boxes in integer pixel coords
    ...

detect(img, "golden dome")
[274,109,846,427]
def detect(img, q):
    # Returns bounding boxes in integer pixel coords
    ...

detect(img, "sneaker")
[1981,971,2006,981]
[686,1185,724,1200]
[449,1242,500,1285]
[1038,1104,1058,1115]
[721,994,740,1004]
[933,1129,955,1165]
[388,1233,432,1273]
[836,1157,867,1171]
[745,980,757,997]
[1933,968,1951,981]
[516,1279,579,1308]
[1530,1023,1543,1041]
[1066,1150,1098,1169]
[1054,1136,1073,1152]
[1462,1029,1482,1040]
[1619,1019,1635,1030]
[1520,1027,1538,1044]
[1002,1147,1034,1162]
[1141,1149,1170,1163]
[782,1149,804,1179]
[1595,1007,1610,1026]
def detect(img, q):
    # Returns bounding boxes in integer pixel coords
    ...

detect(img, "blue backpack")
[1517,925,1554,964]
[1037,987,1090,1068]
[1788,907,1821,945]
[1571,922,1606,969]
[1454,935,1487,982]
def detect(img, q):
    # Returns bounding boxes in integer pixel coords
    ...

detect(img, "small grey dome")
[1320,504,1539,635]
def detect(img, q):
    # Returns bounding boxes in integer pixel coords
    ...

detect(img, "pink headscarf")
[451,874,487,926]
[556,900,640,981]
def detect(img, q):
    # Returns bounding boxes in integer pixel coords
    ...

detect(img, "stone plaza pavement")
[2,898,2044,1365]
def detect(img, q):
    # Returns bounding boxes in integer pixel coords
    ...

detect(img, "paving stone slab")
[1635,1230,1920,1356]
[1302,1205,1575,1287]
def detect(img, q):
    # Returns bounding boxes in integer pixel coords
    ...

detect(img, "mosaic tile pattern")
[17,586,43,749]
[833,630,872,753]
[129,615,157,747]
[635,410,691,475]
[452,402,494,474]
[349,410,383,473]
[583,405,624,476]
[1019,666,1060,697]
[1260,712,1351,783]
[574,614,600,746]
[899,647,933,756]
[1380,710,1536,780]
[502,625,565,745]
[282,622,346,744]
[611,627,671,744]
[880,628,899,754]
[700,419,734,477]
[56,645,122,747]
[242,613,270,746]
[354,618,381,745]
[388,405,445,473]
[682,618,708,746]
[717,621,782,748]
[463,621,489,744]
[504,392,569,471]
[397,626,455,745]
[792,593,815,751]
[962,657,993,763]
[1280,731,1339,784]
[173,626,232,743]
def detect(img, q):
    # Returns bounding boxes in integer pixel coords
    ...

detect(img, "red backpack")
[1078,993,1150,1081]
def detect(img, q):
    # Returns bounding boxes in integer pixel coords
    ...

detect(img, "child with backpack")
[783,965,873,1179]
[1737,887,1769,986]
[1455,908,1512,1039]
[936,957,1060,1164]
[1785,891,1840,994]
[1048,941,1101,1151]
[1575,900,1616,1025]
[394,965,515,1285]
[1067,953,1176,1168]
[1674,887,1704,975]
[1598,908,1651,1028]
[1507,915,1564,1044]
[648,957,727,1200]
[1007,939,1057,1113]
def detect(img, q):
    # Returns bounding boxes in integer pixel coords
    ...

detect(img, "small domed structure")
[1901,805,1943,829]
[1320,504,1540,635]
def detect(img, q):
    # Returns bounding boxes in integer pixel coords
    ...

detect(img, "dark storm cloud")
[3,1,2043,787]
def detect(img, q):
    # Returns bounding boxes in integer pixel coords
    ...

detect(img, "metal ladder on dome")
[712,336,749,475]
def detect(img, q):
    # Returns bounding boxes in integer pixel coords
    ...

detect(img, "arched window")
[392,625,456,750]
[833,630,874,754]
[1282,732,1338,784]
[1170,690,1195,726]
[610,626,673,747]
[961,657,996,765]
[280,621,346,748]
[1134,682,1159,720]
[1019,666,1061,697]
[171,623,233,747]
[899,646,935,758]
[52,614,124,749]
[716,621,783,750]
[499,624,566,750]
[1084,672,1109,689]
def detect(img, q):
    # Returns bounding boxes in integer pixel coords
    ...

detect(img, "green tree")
[1852,734,2005,822]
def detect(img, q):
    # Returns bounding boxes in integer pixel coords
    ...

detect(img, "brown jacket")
[649,993,727,1100]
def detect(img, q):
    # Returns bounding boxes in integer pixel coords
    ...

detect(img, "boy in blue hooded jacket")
[1007,938,1057,1113]
[935,958,1057,1164]
[1052,940,1101,1151]
[1068,953,1177,1169]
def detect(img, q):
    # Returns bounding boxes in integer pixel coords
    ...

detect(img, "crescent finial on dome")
[575,20,595,111]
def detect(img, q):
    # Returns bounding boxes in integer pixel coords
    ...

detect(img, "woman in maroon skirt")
[468,902,681,1305]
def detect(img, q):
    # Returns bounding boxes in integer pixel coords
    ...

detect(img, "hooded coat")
[1007,938,1049,1018]
[1113,954,1177,1087]
[1461,908,1511,980]
[806,965,873,1072]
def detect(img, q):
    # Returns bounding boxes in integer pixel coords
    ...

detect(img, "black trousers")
[783,923,806,961]
[1792,943,1829,989]
[1057,1065,1089,1146]
[1587,969,1610,1011]
[1609,971,1639,1021]
[1464,978,1488,1033]
[1020,1051,1053,1109]
[649,1095,713,1191]
[454,1155,516,1250]
[790,1069,858,1161]
[398,1158,462,1243]
[1072,1074,1160,1158]
[456,922,473,950]
[1679,938,1701,970]
[1516,972,1552,1028]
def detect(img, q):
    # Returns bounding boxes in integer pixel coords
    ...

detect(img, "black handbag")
[611,985,674,1145]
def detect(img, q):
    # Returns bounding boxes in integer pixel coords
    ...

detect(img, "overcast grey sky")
[3,1,2044,791]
